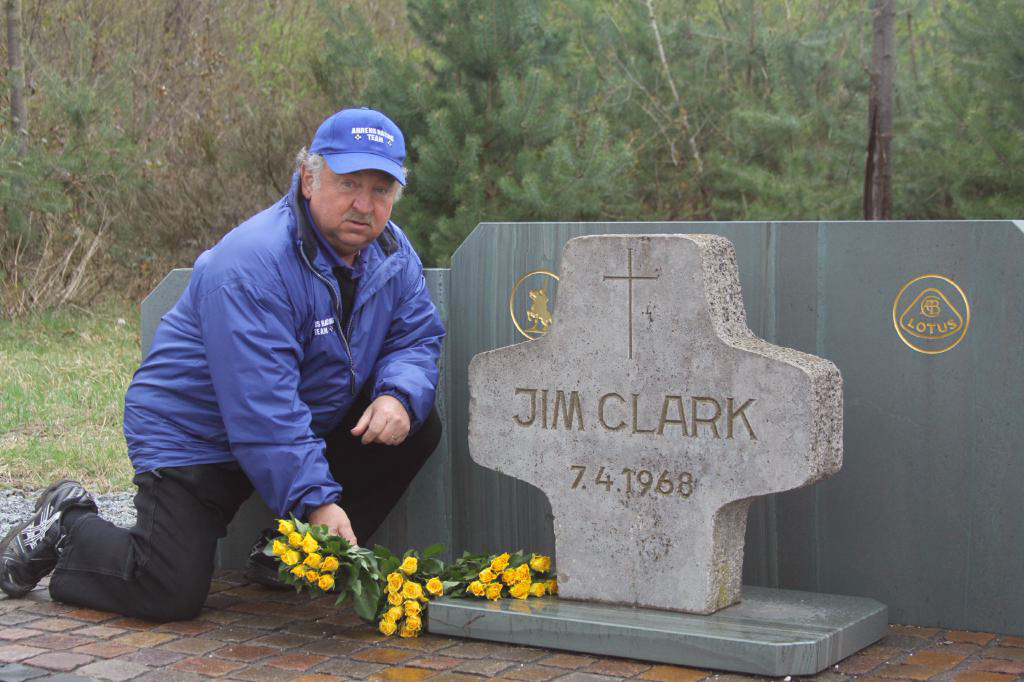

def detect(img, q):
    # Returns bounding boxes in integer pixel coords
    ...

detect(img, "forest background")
[0,0,1021,316]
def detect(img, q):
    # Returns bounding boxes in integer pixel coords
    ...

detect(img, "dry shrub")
[1,0,404,314]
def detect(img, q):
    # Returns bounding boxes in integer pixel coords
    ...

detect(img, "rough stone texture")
[468,235,843,613]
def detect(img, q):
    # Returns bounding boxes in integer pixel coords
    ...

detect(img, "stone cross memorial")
[429,234,886,675]
[469,234,843,613]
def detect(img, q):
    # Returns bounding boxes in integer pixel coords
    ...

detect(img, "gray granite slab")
[140,267,192,358]
[428,586,887,676]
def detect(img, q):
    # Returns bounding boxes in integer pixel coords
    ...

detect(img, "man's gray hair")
[295,147,405,201]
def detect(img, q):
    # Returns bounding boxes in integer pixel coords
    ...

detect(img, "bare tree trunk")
[4,0,28,258]
[864,0,894,220]
[644,0,704,178]
[906,10,918,85]
[5,0,27,153]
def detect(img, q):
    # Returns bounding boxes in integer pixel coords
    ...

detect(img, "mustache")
[342,211,373,224]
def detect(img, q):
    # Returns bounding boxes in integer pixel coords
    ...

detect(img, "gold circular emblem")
[892,274,970,354]
[508,270,560,340]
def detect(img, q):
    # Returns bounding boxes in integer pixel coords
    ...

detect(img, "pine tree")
[575,0,875,222]
[900,0,1024,218]
[322,0,636,265]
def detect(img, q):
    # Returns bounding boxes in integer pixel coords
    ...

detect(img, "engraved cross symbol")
[603,248,659,358]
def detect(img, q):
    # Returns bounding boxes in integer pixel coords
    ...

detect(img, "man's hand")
[309,503,358,546]
[351,394,411,445]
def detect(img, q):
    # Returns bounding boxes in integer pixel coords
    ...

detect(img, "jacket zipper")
[298,243,357,396]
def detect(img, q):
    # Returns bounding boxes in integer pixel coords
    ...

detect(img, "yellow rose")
[485,583,503,601]
[529,582,546,597]
[467,580,485,597]
[545,579,558,595]
[515,564,531,583]
[426,577,444,597]
[402,581,424,600]
[501,569,518,585]
[387,591,404,607]
[318,574,335,591]
[509,581,531,599]
[282,550,301,566]
[303,552,322,569]
[287,531,303,548]
[490,552,510,573]
[529,554,552,573]
[305,570,319,583]
[301,533,319,554]
[271,540,287,556]
[478,567,496,583]
[399,625,417,638]
[387,572,405,593]
[405,614,422,632]
[277,519,295,535]
[386,606,403,622]
[404,600,422,617]
[399,556,418,575]
[290,565,306,579]
[320,556,340,573]
[378,618,397,636]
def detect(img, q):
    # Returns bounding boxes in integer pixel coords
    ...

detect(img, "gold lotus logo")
[892,275,970,354]
[509,270,560,340]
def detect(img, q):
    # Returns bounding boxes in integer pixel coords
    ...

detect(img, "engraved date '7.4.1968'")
[569,465,695,498]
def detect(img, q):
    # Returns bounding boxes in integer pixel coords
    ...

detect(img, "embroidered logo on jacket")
[313,317,336,337]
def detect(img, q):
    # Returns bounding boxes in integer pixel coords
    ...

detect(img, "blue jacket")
[123,175,445,519]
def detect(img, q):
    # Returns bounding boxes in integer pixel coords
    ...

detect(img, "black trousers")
[49,397,442,622]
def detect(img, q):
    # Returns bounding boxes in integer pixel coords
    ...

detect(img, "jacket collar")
[288,173,399,269]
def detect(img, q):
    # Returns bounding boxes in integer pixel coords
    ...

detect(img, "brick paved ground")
[1,571,1022,681]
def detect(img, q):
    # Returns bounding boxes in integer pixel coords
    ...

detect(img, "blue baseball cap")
[309,108,406,185]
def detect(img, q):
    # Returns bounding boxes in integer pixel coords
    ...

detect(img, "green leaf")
[373,545,397,562]
[421,543,445,559]
[377,553,400,576]
[352,578,382,622]
[345,564,361,596]
[335,583,350,601]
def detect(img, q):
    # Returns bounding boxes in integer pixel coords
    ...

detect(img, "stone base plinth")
[427,586,887,676]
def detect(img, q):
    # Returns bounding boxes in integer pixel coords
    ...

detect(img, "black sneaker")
[0,480,98,598]
[243,528,290,590]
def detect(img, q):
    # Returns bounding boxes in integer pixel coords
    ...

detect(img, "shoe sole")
[0,481,96,598]
[34,480,97,512]
[0,517,35,597]
[33,481,68,511]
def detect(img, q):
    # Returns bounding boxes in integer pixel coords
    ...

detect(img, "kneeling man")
[0,108,444,621]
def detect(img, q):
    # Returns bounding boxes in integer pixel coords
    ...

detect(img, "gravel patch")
[0,487,137,537]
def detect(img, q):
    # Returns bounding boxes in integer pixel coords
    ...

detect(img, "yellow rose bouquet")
[264,517,390,621]
[266,517,557,638]
[440,550,557,602]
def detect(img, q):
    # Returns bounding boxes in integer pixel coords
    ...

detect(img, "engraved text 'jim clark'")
[512,388,756,439]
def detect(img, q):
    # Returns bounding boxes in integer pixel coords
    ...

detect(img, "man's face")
[301,165,399,264]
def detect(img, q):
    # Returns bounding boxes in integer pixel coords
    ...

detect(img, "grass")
[0,303,139,492]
